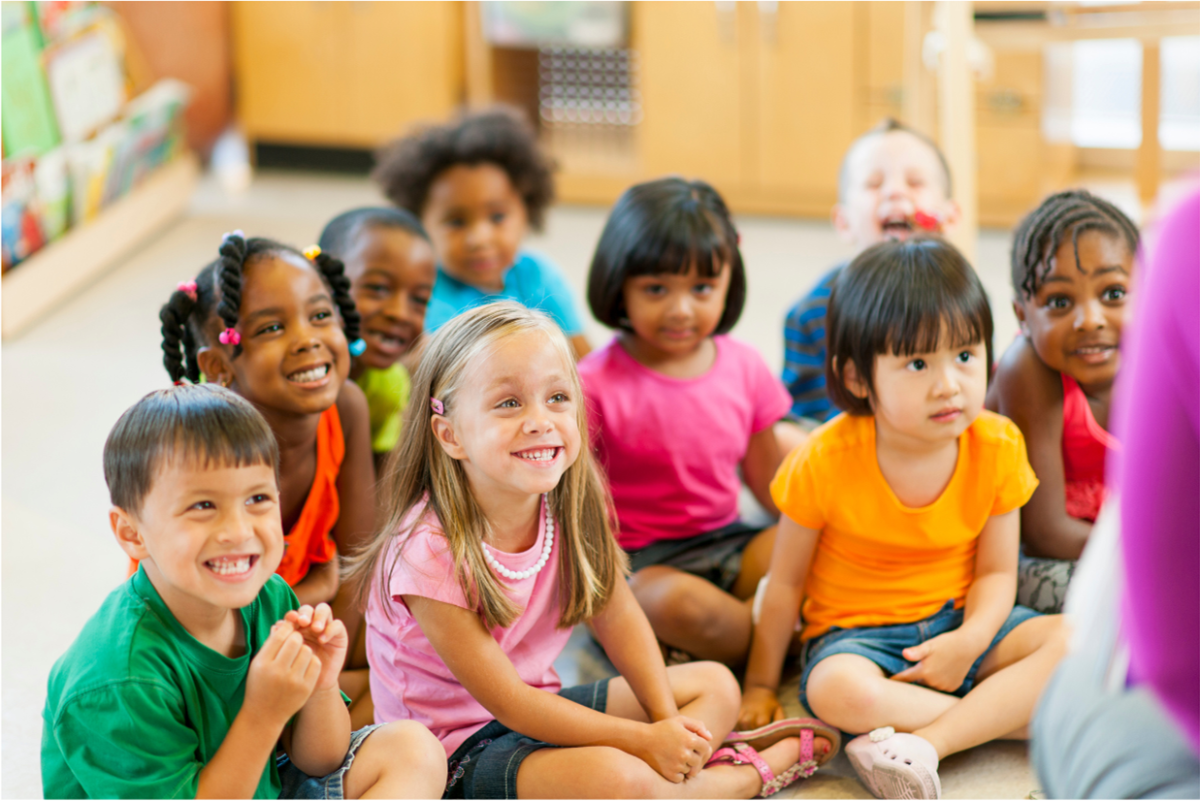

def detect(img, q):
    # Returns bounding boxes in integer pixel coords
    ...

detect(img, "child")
[579,178,792,668]
[319,207,437,464]
[741,240,1066,800]
[372,106,591,358]
[987,190,1138,614]
[159,232,376,610]
[778,118,960,454]
[42,384,445,799]
[346,301,830,799]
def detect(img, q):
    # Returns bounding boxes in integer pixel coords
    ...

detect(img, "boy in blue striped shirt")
[777,119,959,454]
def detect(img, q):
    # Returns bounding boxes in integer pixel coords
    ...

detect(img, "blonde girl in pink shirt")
[345,301,818,799]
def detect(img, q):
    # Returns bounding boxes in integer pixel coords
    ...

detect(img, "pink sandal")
[705,732,823,798]
[723,716,841,764]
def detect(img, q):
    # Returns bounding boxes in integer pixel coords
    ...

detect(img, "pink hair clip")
[177,279,198,301]
[303,245,322,260]
[430,397,444,415]
[218,327,241,346]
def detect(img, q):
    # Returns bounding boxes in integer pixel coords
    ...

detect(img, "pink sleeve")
[746,344,794,433]
[385,522,472,610]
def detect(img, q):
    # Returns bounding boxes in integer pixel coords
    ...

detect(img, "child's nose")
[1075,299,1107,330]
[215,511,255,546]
[522,407,555,434]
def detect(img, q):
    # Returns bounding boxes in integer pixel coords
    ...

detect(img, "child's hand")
[283,604,348,692]
[892,630,979,692]
[738,686,784,730]
[245,621,321,728]
[637,716,713,783]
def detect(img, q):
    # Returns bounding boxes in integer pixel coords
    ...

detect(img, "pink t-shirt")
[578,335,792,550]
[366,497,572,757]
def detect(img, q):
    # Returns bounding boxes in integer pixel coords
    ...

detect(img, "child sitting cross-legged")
[41,385,445,799]
[741,240,1067,800]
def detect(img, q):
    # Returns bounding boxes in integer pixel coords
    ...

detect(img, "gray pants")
[1017,551,1075,614]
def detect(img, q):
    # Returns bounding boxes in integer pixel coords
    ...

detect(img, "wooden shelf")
[2,152,200,339]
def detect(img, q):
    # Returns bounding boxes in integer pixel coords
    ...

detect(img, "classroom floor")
[2,169,1034,799]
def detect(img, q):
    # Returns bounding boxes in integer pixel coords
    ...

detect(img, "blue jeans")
[277,724,383,799]
[443,680,610,799]
[798,600,1040,714]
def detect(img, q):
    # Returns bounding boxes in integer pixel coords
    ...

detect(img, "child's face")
[856,335,988,445]
[421,163,529,293]
[834,131,959,250]
[433,330,581,504]
[621,262,731,357]
[112,459,283,616]
[208,253,352,416]
[343,225,437,370]
[1015,230,1132,389]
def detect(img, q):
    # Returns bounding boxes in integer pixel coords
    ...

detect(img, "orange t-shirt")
[127,404,344,586]
[770,410,1038,640]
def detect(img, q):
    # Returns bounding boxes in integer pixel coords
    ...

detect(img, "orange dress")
[127,405,344,586]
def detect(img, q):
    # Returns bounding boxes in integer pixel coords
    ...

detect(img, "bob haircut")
[826,238,994,416]
[103,384,279,516]
[587,177,746,335]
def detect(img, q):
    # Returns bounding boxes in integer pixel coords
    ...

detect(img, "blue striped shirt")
[781,264,845,423]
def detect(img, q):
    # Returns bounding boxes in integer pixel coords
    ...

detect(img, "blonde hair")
[345,301,627,629]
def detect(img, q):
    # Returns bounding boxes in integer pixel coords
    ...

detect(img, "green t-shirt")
[354,362,411,454]
[41,568,299,799]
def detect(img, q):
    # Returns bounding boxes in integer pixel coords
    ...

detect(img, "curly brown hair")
[372,106,556,231]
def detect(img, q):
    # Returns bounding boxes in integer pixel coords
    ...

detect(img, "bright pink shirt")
[578,335,792,550]
[366,497,571,757]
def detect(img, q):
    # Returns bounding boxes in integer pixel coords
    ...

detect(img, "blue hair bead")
[349,338,367,357]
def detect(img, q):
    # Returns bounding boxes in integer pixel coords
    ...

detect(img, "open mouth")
[881,216,915,238]
[205,554,258,577]
[287,364,331,384]
[367,329,409,353]
[1073,344,1117,365]
[514,447,562,463]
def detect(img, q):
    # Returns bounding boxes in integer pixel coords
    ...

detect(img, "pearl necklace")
[482,495,555,581]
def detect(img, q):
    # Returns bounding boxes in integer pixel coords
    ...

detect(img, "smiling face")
[621,262,732,359]
[209,252,352,416]
[421,163,529,292]
[835,130,959,249]
[1016,229,1133,391]
[114,458,283,624]
[852,333,989,446]
[433,329,581,505]
[343,225,436,370]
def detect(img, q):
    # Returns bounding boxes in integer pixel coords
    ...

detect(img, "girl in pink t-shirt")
[578,178,792,668]
[345,301,822,799]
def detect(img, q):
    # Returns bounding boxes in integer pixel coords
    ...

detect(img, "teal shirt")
[42,568,299,799]
[425,250,584,336]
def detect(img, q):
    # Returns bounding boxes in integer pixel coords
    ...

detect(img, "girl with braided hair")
[986,190,1139,613]
[158,232,377,614]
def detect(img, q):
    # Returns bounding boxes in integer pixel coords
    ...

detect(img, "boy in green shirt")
[42,385,446,799]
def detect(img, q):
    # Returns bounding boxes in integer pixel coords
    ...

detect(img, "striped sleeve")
[781,266,844,423]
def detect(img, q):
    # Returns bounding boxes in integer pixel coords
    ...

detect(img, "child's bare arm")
[741,426,784,517]
[740,514,819,728]
[988,338,1092,560]
[293,554,339,606]
[590,578,680,723]
[407,594,709,783]
[333,380,377,646]
[196,623,320,798]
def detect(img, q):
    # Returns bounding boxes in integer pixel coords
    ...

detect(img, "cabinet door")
[636,1,746,192]
[751,2,857,211]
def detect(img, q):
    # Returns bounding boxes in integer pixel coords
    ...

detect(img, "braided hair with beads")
[160,233,362,384]
[1010,189,1139,302]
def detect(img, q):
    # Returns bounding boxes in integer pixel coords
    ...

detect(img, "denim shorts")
[278,723,383,799]
[798,600,1041,713]
[442,680,610,800]
[626,521,762,593]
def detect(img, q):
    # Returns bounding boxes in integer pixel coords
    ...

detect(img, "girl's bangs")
[625,211,731,278]
[885,288,988,357]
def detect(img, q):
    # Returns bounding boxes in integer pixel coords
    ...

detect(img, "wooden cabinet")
[232,2,463,148]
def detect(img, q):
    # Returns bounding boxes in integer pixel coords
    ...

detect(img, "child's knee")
[806,659,883,729]
[639,579,733,636]
[364,721,446,777]
[683,660,742,709]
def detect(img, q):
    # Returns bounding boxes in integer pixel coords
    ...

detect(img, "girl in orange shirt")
[740,239,1066,800]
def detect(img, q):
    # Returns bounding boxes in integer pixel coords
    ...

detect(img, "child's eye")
[1046,295,1071,310]
[497,398,520,409]
[907,358,927,371]
[189,500,215,512]
[446,217,465,229]
[956,351,974,364]
[1102,286,1127,303]
[643,284,667,296]
[247,493,273,506]
[413,295,429,308]
[256,322,282,336]
[364,283,390,297]
[491,212,506,224]
[549,392,570,404]
[312,310,333,323]
[693,283,716,296]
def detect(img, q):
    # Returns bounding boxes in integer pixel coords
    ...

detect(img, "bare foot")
[759,736,803,778]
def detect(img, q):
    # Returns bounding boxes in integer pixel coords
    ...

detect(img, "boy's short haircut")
[826,238,993,415]
[372,105,556,231]
[103,384,279,515]
[587,177,747,335]
[838,118,953,202]
[318,207,430,260]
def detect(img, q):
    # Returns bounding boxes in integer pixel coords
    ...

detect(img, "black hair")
[1010,189,1139,301]
[587,177,746,335]
[372,105,556,231]
[317,206,430,262]
[826,238,993,415]
[103,384,279,516]
[160,234,361,384]
[839,117,953,202]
